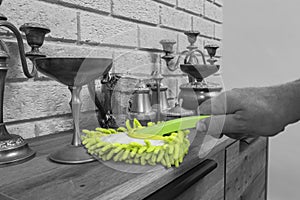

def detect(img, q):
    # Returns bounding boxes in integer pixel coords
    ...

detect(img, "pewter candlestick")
[160,30,222,111]
[0,2,50,165]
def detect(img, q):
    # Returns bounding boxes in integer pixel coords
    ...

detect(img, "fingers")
[196,114,248,139]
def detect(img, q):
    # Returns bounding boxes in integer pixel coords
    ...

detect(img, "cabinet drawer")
[144,149,225,200]
[225,137,268,200]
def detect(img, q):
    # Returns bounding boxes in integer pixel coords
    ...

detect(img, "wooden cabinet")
[0,132,268,200]
[145,150,225,200]
[145,137,268,200]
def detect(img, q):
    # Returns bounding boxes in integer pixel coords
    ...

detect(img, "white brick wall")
[177,0,204,15]
[160,6,192,31]
[2,0,78,40]
[192,16,214,37]
[0,0,223,138]
[112,0,160,24]
[204,1,222,22]
[80,12,138,46]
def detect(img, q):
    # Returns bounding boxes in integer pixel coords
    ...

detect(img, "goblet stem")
[68,86,82,147]
[48,85,94,164]
[48,85,95,164]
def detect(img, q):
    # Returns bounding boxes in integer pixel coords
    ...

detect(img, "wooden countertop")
[0,130,234,200]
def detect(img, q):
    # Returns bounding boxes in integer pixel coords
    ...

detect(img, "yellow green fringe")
[81,118,191,168]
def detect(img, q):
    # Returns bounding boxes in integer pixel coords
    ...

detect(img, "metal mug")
[129,83,152,113]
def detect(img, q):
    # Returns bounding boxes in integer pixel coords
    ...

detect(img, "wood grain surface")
[225,138,268,200]
[0,130,234,200]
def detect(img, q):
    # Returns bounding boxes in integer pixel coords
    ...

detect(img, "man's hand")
[197,82,300,139]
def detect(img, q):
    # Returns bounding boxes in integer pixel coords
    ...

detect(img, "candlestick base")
[0,133,35,166]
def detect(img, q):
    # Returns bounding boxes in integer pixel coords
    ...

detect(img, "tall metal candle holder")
[160,30,222,111]
[0,1,50,165]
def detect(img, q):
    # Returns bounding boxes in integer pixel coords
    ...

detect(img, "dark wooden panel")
[241,169,266,200]
[225,138,267,200]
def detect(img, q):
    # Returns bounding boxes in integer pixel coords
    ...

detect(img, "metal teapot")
[128,80,156,125]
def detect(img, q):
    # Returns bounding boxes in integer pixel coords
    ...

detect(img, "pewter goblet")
[34,57,112,164]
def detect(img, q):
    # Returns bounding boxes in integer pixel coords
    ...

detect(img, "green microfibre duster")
[81,118,191,168]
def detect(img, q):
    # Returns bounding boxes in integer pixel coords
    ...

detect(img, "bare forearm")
[276,79,300,126]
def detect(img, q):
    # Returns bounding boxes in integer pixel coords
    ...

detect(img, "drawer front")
[225,137,268,200]
[144,158,221,200]
[173,149,225,200]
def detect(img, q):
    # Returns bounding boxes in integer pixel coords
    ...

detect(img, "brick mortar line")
[160,21,221,36]
[39,0,111,16]
[176,6,204,18]
[76,41,139,50]
[159,24,216,40]
[0,32,79,46]
[76,12,81,44]
[204,16,223,24]
[213,38,222,42]
[158,4,162,25]
[5,110,97,126]
[0,35,136,53]
[111,14,158,27]
[152,0,177,7]
[206,0,223,8]
[159,25,191,34]
[110,0,114,15]
[6,77,53,83]
[0,35,220,59]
